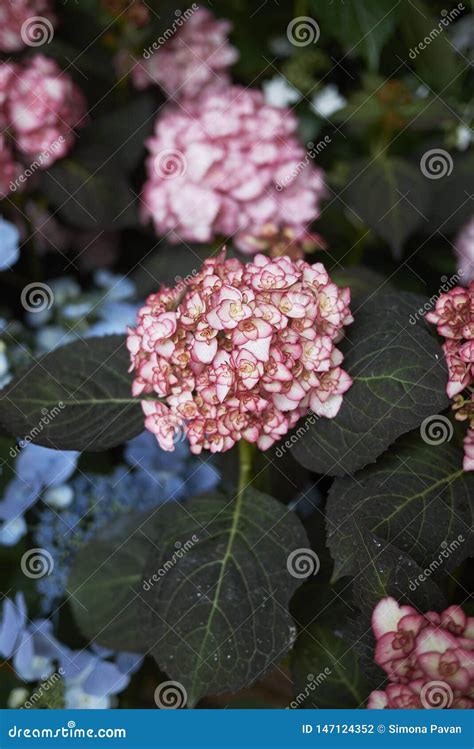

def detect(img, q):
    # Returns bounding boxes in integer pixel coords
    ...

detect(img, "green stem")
[237,440,255,499]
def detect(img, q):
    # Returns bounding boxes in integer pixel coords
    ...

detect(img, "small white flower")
[0,516,27,546]
[455,124,473,151]
[263,76,301,108]
[8,688,29,709]
[310,85,346,118]
[43,484,74,510]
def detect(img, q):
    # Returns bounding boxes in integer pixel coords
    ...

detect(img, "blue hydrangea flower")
[0,595,143,708]
[0,445,79,539]
[34,432,219,612]
[0,218,20,271]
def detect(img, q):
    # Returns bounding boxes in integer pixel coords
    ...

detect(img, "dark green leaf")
[400,0,462,93]
[327,430,473,581]
[77,95,156,173]
[0,335,142,451]
[291,291,449,476]
[68,509,164,652]
[42,146,136,230]
[310,0,400,70]
[343,157,431,257]
[139,489,308,705]
[291,622,370,708]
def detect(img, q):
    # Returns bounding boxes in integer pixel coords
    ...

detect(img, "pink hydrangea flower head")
[142,85,326,254]
[426,281,474,470]
[132,7,238,100]
[454,215,474,284]
[0,0,56,52]
[6,55,87,167]
[367,597,474,709]
[127,250,353,454]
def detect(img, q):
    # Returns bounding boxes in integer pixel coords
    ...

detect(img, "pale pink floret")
[141,85,326,255]
[131,8,238,101]
[426,281,474,470]
[367,597,474,709]
[0,0,56,52]
[127,250,353,453]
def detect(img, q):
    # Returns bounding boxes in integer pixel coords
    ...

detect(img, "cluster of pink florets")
[138,8,325,255]
[132,7,238,101]
[0,0,56,52]
[426,282,474,471]
[368,597,474,709]
[141,85,326,254]
[0,55,87,197]
[127,251,353,454]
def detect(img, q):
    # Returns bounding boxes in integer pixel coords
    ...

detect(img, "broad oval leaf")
[311,0,399,70]
[344,157,431,257]
[291,622,370,708]
[291,291,449,476]
[326,430,474,581]
[139,489,308,705]
[0,335,142,451]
